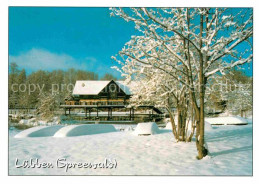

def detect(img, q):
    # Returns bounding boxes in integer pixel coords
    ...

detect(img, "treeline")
[205,69,253,116]
[8,62,118,108]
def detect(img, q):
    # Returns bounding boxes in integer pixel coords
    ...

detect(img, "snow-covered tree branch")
[110,8,253,159]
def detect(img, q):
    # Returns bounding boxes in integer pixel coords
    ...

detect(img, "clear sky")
[9,7,252,78]
[9,7,138,79]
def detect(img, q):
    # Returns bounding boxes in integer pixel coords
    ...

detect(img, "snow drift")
[53,124,117,137]
[14,125,64,138]
[205,116,248,125]
[124,126,134,132]
[165,122,174,130]
[165,121,213,131]
[204,121,213,131]
[134,122,159,136]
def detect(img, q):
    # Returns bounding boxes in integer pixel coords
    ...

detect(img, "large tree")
[111,8,253,159]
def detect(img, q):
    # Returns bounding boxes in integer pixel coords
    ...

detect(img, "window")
[109,84,117,99]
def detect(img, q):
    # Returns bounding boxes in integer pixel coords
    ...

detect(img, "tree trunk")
[196,12,208,160]
[177,103,188,142]
[166,107,178,140]
[187,108,196,142]
[177,109,182,140]
[197,84,208,159]
[182,109,187,141]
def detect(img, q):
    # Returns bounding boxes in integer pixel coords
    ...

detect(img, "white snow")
[73,80,110,95]
[72,80,132,95]
[18,117,61,127]
[206,116,249,125]
[124,126,134,132]
[205,121,213,131]
[14,124,117,138]
[14,125,64,138]
[164,120,212,132]
[112,124,136,131]
[9,117,252,175]
[134,122,159,135]
[115,81,132,95]
[19,118,36,125]
[53,124,117,137]
[165,122,174,130]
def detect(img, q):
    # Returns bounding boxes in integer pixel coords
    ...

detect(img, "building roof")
[72,80,132,95]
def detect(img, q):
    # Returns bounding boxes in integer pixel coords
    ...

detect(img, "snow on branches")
[110,8,252,84]
[110,8,252,156]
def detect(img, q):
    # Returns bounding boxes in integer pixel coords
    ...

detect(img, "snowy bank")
[205,116,248,125]
[14,125,64,138]
[53,124,117,137]
[18,116,61,127]
[134,122,159,136]
[19,118,36,125]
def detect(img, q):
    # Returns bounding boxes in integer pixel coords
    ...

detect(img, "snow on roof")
[115,81,132,95]
[72,80,132,95]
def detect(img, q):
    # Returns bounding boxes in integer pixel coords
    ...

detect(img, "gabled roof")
[72,80,132,95]
[115,81,132,95]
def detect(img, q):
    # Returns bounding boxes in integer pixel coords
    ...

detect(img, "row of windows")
[65,101,130,106]
[85,102,125,105]
[79,101,127,105]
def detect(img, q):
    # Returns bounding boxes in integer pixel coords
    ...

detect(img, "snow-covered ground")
[205,116,249,125]
[9,120,252,175]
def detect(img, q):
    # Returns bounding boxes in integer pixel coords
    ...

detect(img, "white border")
[5,0,257,7]
[1,0,259,183]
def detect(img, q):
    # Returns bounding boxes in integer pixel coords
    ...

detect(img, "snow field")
[9,123,252,175]
[165,120,213,132]
[205,116,249,125]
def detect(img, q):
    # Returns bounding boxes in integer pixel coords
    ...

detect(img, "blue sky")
[9,7,138,79]
[9,7,252,78]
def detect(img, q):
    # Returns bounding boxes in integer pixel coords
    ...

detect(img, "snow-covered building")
[62,80,163,121]
[66,80,132,105]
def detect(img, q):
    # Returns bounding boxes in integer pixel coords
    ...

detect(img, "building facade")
[62,80,163,122]
[65,80,132,105]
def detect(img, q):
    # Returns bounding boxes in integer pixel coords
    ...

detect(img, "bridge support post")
[132,108,135,121]
[129,108,132,121]
[111,108,112,120]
